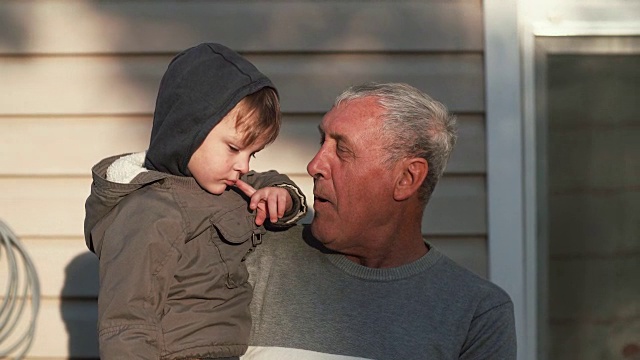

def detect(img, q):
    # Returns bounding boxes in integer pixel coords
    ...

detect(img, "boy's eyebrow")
[224,133,243,146]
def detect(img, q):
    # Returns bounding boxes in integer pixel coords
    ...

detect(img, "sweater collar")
[325,241,442,281]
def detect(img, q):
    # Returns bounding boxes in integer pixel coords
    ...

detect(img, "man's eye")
[228,145,239,152]
[251,153,257,159]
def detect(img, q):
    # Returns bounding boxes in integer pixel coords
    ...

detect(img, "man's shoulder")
[431,247,513,307]
[266,223,306,238]
[263,224,313,249]
[247,224,325,270]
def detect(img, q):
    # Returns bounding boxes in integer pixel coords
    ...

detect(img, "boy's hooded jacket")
[84,43,306,359]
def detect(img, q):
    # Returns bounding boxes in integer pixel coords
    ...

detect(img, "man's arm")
[460,300,517,359]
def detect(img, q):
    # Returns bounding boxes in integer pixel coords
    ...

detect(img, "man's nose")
[307,147,328,179]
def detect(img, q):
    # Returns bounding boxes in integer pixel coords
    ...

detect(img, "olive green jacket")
[84,153,306,359]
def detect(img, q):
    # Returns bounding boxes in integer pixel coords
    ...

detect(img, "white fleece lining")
[106,152,148,184]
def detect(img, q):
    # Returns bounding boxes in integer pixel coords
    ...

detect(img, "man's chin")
[309,221,335,247]
[309,220,321,237]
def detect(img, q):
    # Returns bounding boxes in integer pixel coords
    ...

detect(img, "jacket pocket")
[210,210,258,244]
[209,214,265,288]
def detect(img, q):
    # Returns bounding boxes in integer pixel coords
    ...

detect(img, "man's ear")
[394,158,428,201]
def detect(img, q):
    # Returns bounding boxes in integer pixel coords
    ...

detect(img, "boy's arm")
[240,170,307,226]
[96,200,183,359]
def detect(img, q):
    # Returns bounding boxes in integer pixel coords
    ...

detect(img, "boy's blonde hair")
[235,87,281,148]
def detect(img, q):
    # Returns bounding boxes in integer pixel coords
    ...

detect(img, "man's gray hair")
[335,82,457,204]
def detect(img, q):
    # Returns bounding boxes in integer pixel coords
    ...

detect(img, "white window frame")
[485,1,640,360]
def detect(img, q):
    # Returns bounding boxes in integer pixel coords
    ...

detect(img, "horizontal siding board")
[0,1,482,55]
[0,299,98,359]
[0,53,484,115]
[0,177,92,238]
[7,299,99,358]
[448,115,485,174]
[0,115,484,176]
[0,175,484,238]
[0,238,98,300]
[1,116,152,176]
[264,54,484,113]
[4,236,486,299]
[0,55,165,115]
[430,237,487,278]
[422,176,487,235]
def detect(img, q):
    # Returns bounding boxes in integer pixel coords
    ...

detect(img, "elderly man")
[243,82,516,359]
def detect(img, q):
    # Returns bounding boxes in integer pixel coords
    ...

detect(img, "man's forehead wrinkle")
[325,128,352,148]
[319,102,383,153]
[319,123,346,142]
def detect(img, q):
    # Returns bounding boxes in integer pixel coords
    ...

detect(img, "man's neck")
[344,214,427,268]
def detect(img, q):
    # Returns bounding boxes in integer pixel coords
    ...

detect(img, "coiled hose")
[0,219,40,359]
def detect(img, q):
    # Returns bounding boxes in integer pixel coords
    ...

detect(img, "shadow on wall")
[61,253,100,359]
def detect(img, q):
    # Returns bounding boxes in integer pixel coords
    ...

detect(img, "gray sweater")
[244,225,516,360]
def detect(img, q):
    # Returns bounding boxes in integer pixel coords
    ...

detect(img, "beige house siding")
[0,1,486,358]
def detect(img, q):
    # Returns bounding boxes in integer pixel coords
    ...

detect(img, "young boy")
[83,43,306,360]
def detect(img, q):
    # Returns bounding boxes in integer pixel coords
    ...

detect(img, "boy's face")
[188,106,265,195]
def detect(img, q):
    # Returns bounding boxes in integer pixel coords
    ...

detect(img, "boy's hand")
[235,179,293,226]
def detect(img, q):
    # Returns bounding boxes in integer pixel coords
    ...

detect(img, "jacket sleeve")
[241,170,307,227]
[96,194,184,359]
[459,300,517,359]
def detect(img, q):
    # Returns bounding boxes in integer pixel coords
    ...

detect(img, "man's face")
[307,97,397,255]
[188,106,264,195]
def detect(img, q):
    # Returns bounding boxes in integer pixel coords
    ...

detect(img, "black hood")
[144,43,277,176]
